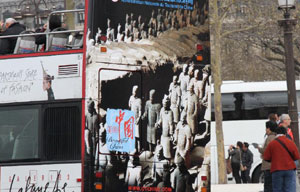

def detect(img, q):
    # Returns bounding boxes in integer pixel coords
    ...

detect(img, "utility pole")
[278,0,300,149]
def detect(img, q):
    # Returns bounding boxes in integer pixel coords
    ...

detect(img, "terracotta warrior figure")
[169,75,181,124]
[174,113,192,168]
[85,99,100,157]
[178,64,190,110]
[128,85,142,152]
[156,95,174,159]
[185,83,198,141]
[190,69,202,99]
[143,89,161,153]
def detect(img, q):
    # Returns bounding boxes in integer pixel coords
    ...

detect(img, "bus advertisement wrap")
[0,54,83,103]
[85,0,211,191]
[1,163,81,192]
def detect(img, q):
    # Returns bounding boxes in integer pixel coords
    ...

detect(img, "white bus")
[211,80,300,184]
[0,7,85,192]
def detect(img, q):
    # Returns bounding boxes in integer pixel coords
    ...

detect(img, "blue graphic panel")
[106,109,135,153]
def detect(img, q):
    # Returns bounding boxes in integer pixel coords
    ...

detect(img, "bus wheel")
[252,165,264,183]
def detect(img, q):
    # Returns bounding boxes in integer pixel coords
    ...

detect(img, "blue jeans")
[272,170,296,192]
[264,170,272,192]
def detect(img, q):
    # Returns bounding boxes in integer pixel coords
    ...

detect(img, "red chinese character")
[124,116,134,139]
[115,110,125,141]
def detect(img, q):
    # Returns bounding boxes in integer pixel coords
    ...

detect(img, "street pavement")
[211,184,263,192]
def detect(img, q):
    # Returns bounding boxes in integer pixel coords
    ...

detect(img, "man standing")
[254,121,277,192]
[241,142,253,183]
[0,18,25,55]
[129,85,142,152]
[228,141,243,184]
[264,126,300,192]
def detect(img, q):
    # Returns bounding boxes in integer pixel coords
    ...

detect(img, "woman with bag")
[228,141,244,184]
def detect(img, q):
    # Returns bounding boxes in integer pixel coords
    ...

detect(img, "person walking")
[254,120,277,192]
[241,142,253,183]
[228,141,244,184]
[264,126,300,192]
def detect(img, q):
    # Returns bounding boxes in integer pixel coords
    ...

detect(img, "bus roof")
[212,80,300,93]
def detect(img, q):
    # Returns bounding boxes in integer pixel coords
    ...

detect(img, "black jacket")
[242,149,253,169]
[0,22,26,55]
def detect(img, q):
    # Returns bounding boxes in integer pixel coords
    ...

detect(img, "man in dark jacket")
[241,142,253,183]
[0,18,25,55]
[229,141,243,183]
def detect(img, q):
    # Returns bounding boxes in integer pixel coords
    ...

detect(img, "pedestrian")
[254,120,277,192]
[228,141,243,184]
[264,126,300,192]
[241,142,253,183]
[279,114,294,140]
[268,113,279,124]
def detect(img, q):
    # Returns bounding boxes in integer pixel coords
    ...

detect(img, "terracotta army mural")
[85,0,210,191]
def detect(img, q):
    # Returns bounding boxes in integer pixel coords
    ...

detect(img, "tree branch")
[221,23,261,38]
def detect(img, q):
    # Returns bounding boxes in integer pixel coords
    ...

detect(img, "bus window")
[43,105,81,161]
[212,91,290,121]
[0,107,39,162]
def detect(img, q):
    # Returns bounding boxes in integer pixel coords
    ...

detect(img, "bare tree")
[210,0,266,184]
[221,0,300,81]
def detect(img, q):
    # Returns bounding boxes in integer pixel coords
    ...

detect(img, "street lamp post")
[278,0,300,149]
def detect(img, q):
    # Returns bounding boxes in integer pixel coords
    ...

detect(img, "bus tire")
[252,165,263,183]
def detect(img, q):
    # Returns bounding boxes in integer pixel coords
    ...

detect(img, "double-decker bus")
[85,0,211,191]
[0,1,86,191]
[0,0,211,191]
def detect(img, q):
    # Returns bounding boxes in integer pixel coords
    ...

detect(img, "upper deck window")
[0,3,85,57]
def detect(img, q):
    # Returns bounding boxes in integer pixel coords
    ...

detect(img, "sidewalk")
[211,184,263,192]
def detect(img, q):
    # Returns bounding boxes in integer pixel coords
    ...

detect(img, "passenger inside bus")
[0,18,26,55]
[35,14,63,51]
